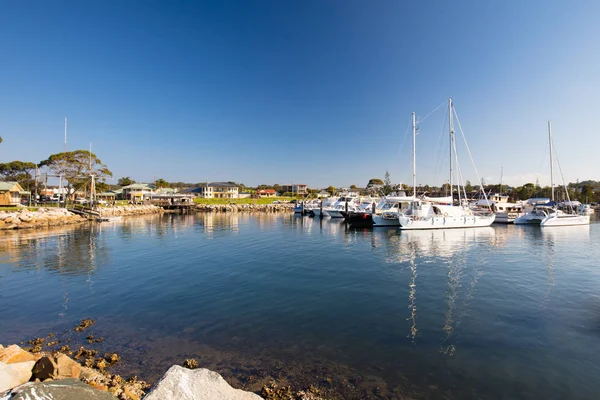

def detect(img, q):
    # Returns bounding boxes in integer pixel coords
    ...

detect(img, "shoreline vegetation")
[0,319,341,400]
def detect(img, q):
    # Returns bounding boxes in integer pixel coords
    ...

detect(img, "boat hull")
[327,210,344,218]
[372,214,401,227]
[541,214,590,227]
[347,212,374,227]
[399,215,495,230]
[494,212,523,224]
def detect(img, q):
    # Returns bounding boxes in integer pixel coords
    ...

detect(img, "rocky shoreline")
[0,320,268,400]
[99,205,163,217]
[194,203,294,213]
[0,204,292,231]
[0,208,85,230]
[0,320,337,400]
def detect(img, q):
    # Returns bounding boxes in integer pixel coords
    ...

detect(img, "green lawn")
[193,196,295,205]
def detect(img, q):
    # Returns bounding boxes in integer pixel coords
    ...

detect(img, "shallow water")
[1,213,600,399]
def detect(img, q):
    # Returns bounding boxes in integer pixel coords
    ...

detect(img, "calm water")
[1,213,600,399]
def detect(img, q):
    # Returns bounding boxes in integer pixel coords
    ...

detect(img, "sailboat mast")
[412,112,417,197]
[500,166,504,194]
[448,98,454,202]
[548,121,554,202]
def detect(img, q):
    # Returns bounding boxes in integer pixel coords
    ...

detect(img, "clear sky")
[1,0,599,189]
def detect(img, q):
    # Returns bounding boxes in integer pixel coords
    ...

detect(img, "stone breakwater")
[100,205,163,217]
[0,208,85,230]
[195,203,294,213]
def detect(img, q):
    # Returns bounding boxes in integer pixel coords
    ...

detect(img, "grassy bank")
[194,197,295,205]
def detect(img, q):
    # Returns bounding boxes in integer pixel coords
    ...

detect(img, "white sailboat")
[398,99,495,230]
[514,121,589,227]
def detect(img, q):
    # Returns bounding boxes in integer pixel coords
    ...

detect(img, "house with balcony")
[187,182,239,199]
[121,183,155,202]
[281,184,308,196]
[0,182,25,206]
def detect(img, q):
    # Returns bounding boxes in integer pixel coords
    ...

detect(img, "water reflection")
[395,228,495,355]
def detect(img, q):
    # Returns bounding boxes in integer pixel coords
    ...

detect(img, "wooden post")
[372,202,376,214]
[320,200,323,219]
[345,200,348,213]
[301,201,304,215]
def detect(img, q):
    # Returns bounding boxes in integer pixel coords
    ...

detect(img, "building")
[281,184,308,196]
[121,183,155,202]
[257,189,277,198]
[0,182,25,206]
[187,182,239,199]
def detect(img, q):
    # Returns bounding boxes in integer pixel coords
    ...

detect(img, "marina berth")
[514,122,590,227]
[398,100,495,230]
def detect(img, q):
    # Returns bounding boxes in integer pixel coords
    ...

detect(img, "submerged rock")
[7,378,117,399]
[75,318,96,332]
[143,365,263,400]
[182,358,198,369]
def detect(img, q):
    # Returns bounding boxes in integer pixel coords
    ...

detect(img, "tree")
[327,186,336,195]
[367,178,383,188]
[0,161,37,189]
[39,150,112,198]
[383,171,392,195]
[465,180,473,193]
[155,178,169,188]
[350,184,357,190]
[118,177,135,187]
[580,184,594,202]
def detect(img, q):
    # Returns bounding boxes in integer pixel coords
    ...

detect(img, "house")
[281,184,308,196]
[155,187,176,195]
[0,182,25,206]
[187,182,239,199]
[317,190,330,198]
[121,183,155,202]
[257,189,277,198]
[97,191,117,203]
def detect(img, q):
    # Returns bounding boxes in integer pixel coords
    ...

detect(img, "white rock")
[143,366,263,400]
[0,361,35,393]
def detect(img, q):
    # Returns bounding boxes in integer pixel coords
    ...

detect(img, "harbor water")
[1,213,600,399]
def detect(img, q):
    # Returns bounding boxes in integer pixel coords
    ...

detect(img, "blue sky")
[1,1,599,188]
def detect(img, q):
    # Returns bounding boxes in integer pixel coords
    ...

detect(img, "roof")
[0,181,24,192]
[121,183,155,190]
[98,192,116,197]
[258,189,277,194]
[192,182,238,188]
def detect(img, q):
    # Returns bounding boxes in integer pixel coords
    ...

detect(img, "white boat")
[474,193,524,223]
[323,195,360,218]
[515,122,589,227]
[372,196,414,227]
[398,101,495,230]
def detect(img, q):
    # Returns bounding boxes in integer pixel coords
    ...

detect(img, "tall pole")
[500,166,504,194]
[448,99,454,202]
[548,121,554,202]
[64,118,67,154]
[412,111,417,198]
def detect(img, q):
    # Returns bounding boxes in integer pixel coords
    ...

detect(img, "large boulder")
[55,353,81,379]
[8,378,117,399]
[0,345,35,364]
[0,361,35,393]
[32,356,58,381]
[143,366,263,400]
